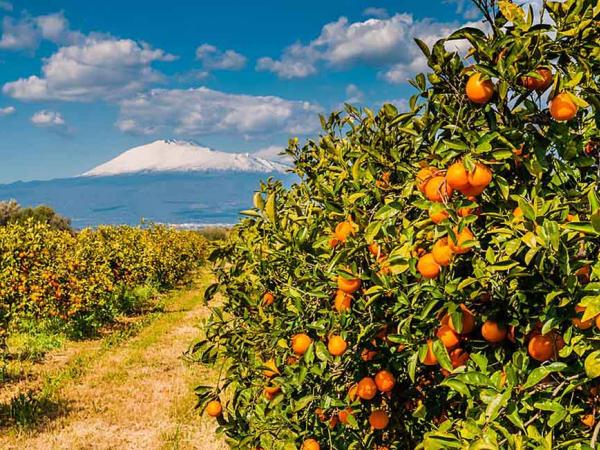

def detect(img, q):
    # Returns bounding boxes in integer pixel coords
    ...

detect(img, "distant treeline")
[0,200,71,231]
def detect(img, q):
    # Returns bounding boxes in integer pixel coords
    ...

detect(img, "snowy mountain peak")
[82,140,289,176]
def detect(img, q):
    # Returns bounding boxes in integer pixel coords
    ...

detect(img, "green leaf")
[523,363,567,389]
[585,350,600,378]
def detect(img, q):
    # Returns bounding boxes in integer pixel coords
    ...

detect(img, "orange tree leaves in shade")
[191,1,600,449]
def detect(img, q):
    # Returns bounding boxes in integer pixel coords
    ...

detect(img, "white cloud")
[3,37,176,101]
[195,44,246,70]
[363,7,389,19]
[0,12,83,51]
[30,110,69,134]
[0,1,12,11]
[116,87,322,138]
[254,145,289,162]
[345,84,364,103]
[256,43,319,79]
[0,106,15,116]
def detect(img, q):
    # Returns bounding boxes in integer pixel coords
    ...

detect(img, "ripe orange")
[466,73,494,104]
[449,227,474,254]
[457,206,474,217]
[458,183,486,197]
[334,289,352,312]
[450,348,469,368]
[513,206,523,218]
[338,407,354,425]
[448,304,476,334]
[528,332,564,362]
[262,359,280,378]
[467,163,492,188]
[423,339,438,365]
[429,207,449,224]
[582,414,596,428]
[291,333,312,355]
[424,176,453,202]
[417,253,441,279]
[481,320,507,343]
[446,162,470,190]
[550,93,578,121]
[369,410,389,430]
[262,292,274,306]
[368,242,381,257]
[335,220,356,243]
[337,276,361,294]
[328,335,348,356]
[302,439,320,450]
[357,377,378,400]
[432,238,453,267]
[416,167,435,193]
[374,370,396,392]
[206,400,222,417]
[521,67,553,91]
[436,325,460,349]
[572,305,594,330]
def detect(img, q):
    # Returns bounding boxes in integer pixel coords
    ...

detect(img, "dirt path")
[0,271,226,450]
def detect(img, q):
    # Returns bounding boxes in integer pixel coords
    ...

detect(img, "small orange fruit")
[582,414,596,428]
[521,67,553,91]
[206,400,222,417]
[302,439,320,450]
[436,325,460,349]
[416,167,435,193]
[466,73,494,104]
[417,253,441,279]
[449,347,469,368]
[337,276,361,294]
[429,207,449,224]
[457,206,474,217]
[423,339,438,365]
[513,206,524,218]
[334,289,352,312]
[467,163,492,188]
[528,332,564,362]
[448,304,476,334]
[357,377,378,400]
[449,227,475,254]
[374,370,396,392]
[549,92,578,121]
[338,407,354,425]
[291,333,312,355]
[432,238,453,267]
[459,183,486,197]
[335,220,356,243]
[424,176,453,202]
[572,305,594,330]
[368,242,381,257]
[481,320,508,343]
[262,359,280,378]
[446,162,470,191]
[369,410,389,430]
[262,292,275,306]
[328,335,348,356]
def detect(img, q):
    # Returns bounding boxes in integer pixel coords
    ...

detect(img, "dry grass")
[0,269,226,450]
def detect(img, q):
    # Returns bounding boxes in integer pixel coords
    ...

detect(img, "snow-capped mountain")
[83,139,289,176]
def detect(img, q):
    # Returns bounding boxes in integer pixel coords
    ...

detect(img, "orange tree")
[193,1,599,448]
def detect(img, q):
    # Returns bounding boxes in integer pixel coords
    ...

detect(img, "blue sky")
[0,0,487,183]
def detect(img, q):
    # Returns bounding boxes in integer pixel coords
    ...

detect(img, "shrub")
[0,200,71,231]
[194,1,600,448]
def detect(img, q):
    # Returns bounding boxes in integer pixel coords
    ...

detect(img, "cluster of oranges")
[465,68,579,122]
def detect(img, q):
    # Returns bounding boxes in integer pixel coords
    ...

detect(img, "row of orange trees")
[194,0,599,449]
[0,221,207,348]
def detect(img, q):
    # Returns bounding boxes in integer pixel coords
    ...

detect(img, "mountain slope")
[83,140,288,176]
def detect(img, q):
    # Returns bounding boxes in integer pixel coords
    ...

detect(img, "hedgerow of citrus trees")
[195,0,599,448]
[0,221,207,350]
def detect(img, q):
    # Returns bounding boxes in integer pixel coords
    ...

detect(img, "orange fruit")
[582,414,596,428]
[528,332,564,362]
[291,333,312,355]
[481,320,507,343]
[368,242,381,257]
[302,439,320,450]
[369,410,389,430]
[457,206,474,217]
[417,253,441,279]
[262,292,274,306]
[572,305,594,330]
[429,207,449,224]
[458,183,486,197]
[357,377,378,400]
[424,176,453,202]
[596,315,600,331]
[550,93,578,121]
[446,162,470,190]
[338,408,354,425]
[432,238,453,267]
[206,400,222,417]
[466,73,494,104]
[337,276,361,294]
[436,325,460,349]
[448,304,476,334]
[374,370,396,392]
[263,385,281,395]
[521,67,553,91]
[328,335,348,356]
[449,227,474,254]
[334,289,352,312]
[449,347,469,368]
[513,206,523,218]
[423,339,438,365]
[467,163,492,188]
[416,167,435,193]
[262,359,280,378]
[334,220,356,243]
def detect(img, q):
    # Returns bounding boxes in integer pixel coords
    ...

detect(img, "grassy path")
[0,269,226,450]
